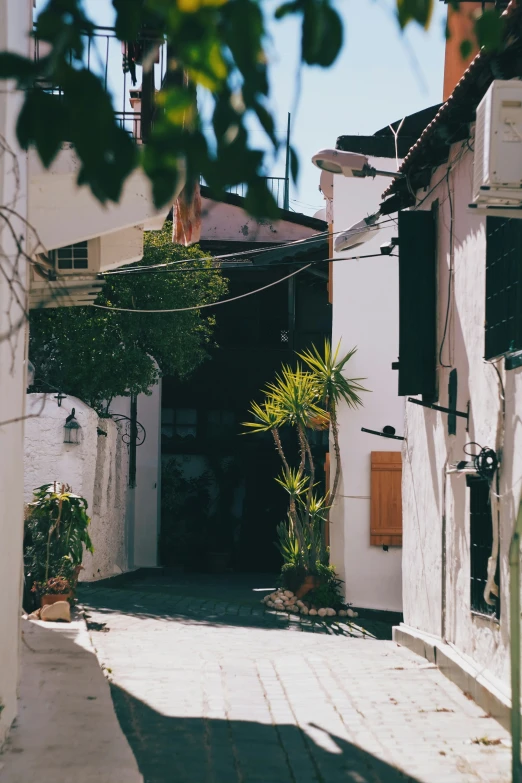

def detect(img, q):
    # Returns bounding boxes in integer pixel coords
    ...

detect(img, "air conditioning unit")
[472,79,522,209]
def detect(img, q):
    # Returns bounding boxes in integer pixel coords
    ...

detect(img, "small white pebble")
[266,601,274,608]
[296,600,304,609]
[318,608,327,617]
[338,609,347,617]
[300,607,309,615]
[309,608,318,616]
[346,608,358,618]
[284,590,294,599]
[326,608,336,617]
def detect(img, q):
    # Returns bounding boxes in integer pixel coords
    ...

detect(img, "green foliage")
[264,365,329,431]
[275,468,310,501]
[0,0,343,215]
[24,483,93,598]
[280,562,307,593]
[397,0,433,30]
[29,223,227,413]
[474,9,506,53]
[298,340,368,410]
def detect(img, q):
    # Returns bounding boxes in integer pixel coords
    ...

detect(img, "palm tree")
[298,340,368,508]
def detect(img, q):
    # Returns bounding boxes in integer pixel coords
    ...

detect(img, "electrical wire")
[93,252,396,313]
[94,263,311,313]
[101,217,399,276]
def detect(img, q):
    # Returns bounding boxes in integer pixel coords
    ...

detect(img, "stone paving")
[80,578,512,783]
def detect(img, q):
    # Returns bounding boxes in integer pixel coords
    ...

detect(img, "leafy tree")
[29,222,228,413]
[0,1,506,217]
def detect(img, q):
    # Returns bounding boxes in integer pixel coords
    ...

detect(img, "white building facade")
[388,65,522,719]
[0,0,180,745]
[328,163,404,614]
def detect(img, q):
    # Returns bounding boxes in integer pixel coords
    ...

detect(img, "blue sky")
[36,0,447,214]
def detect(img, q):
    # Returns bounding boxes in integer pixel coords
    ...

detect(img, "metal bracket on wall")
[110,414,147,446]
[361,426,405,441]
[407,397,469,430]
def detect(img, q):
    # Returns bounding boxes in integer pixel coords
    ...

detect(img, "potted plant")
[24,482,93,610]
[243,341,367,599]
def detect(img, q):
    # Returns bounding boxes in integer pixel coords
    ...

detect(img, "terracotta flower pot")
[295,575,320,599]
[41,593,72,607]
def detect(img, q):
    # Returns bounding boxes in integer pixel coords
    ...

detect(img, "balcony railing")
[201,176,290,210]
[33,26,168,142]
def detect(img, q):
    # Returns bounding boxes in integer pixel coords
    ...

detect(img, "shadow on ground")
[79,570,397,639]
[110,681,419,783]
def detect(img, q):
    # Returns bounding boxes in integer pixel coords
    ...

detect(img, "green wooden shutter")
[397,210,437,397]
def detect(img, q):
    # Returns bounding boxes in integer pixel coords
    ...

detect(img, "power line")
[93,252,395,314]
[101,217,398,277]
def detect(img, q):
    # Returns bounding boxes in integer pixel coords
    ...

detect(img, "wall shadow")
[80,583,394,640]
[109,681,420,783]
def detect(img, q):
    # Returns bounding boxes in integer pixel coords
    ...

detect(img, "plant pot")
[207,551,231,574]
[41,593,72,607]
[295,575,320,599]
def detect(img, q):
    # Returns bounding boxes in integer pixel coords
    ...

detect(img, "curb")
[393,623,511,730]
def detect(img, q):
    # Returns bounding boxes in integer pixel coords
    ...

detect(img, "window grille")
[467,476,499,618]
[161,408,197,439]
[50,241,89,271]
[206,410,236,439]
[485,217,522,360]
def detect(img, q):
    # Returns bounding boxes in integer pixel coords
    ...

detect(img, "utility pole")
[283,112,291,211]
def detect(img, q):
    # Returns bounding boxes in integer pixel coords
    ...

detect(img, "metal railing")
[33,26,168,142]
[201,176,290,210]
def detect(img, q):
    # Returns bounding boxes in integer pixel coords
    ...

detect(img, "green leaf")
[244,178,279,220]
[275,1,301,20]
[459,39,473,60]
[302,1,343,68]
[474,10,505,53]
[397,0,434,30]
[112,0,144,40]
[290,146,299,184]
[0,52,37,82]
[16,90,66,166]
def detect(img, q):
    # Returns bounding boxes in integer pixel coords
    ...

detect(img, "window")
[50,241,89,270]
[485,217,522,361]
[161,408,197,439]
[468,477,499,618]
[206,410,236,439]
[396,209,437,397]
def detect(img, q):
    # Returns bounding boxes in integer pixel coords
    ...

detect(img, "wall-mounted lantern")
[64,408,81,444]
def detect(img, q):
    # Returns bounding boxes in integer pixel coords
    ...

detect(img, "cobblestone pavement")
[80,579,511,783]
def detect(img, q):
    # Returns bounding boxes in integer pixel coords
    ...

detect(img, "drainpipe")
[509,497,522,783]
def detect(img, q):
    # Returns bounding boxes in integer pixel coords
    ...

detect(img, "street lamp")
[334,212,381,252]
[312,148,404,179]
[64,408,82,445]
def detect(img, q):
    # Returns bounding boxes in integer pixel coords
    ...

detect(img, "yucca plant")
[244,341,365,588]
[298,340,368,507]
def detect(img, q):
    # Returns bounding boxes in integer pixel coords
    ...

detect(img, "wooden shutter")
[370,452,402,547]
[397,209,437,397]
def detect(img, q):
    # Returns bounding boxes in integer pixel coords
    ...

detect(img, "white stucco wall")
[24,394,130,582]
[111,379,162,569]
[402,139,522,689]
[201,197,322,243]
[330,159,404,613]
[0,0,33,746]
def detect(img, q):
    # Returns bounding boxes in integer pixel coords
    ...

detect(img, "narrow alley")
[74,574,510,783]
